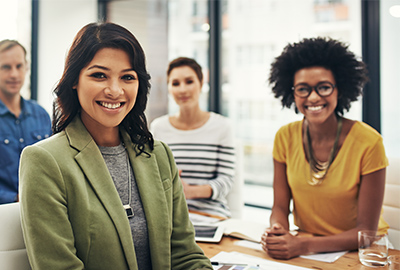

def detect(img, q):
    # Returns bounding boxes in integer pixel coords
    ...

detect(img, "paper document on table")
[218,218,267,243]
[211,251,313,270]
[234,240,346,263]
[212,264,262,270]
[234,240,263,251]
[300,250,347,263]
[189,212,221,224]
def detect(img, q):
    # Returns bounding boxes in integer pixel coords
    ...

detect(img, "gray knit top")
[99,143,152,270]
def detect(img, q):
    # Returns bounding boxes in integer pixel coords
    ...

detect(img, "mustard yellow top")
[273,120,389,236]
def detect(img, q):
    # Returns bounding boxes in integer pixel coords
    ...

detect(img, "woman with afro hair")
[260,37,389,259]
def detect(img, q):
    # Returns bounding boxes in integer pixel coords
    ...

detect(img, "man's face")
[0,45,27,98]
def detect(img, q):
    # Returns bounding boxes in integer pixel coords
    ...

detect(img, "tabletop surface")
[197,236,400,270]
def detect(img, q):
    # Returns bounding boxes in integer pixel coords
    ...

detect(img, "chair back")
[0,202,31,269]
[383,157,400,250]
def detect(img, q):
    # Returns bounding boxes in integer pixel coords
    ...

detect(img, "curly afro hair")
[269,37,369,116]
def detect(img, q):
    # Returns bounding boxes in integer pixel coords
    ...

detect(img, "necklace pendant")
[123,204,134,218]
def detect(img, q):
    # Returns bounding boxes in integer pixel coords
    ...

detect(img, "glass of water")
[358,230,389,267]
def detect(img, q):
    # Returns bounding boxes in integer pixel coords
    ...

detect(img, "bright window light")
[201,23,210,32]
[0,1,19,40]
[389,5,400,18]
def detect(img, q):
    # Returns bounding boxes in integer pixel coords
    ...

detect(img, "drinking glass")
[358,230,388,267]
[388,255,400,270]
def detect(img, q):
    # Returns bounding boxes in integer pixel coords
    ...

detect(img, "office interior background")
[1,0,399,224]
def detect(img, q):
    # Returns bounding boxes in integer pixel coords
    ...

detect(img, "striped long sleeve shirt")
[150,112,235,218]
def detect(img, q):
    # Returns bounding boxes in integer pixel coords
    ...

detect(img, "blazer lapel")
[66,117,137,269]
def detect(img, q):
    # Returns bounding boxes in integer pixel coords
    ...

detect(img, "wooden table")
[198,236,400,270]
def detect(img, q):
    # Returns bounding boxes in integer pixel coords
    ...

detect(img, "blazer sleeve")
[159,142,213,270]
[19,145,84,270]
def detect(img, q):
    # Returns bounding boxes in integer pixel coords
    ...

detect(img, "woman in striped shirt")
[150,57,235,218]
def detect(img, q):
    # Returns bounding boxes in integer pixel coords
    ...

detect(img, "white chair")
[227,141,244,219]
[0,202,31,270]
[382,157,400,250]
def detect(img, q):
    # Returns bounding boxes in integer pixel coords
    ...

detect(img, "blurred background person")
[0,39,51,204]
[151,57,235,219]
[261,37,388,259]
[19,23,212,269]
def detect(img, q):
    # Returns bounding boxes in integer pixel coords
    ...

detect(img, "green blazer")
[19,117,212,270]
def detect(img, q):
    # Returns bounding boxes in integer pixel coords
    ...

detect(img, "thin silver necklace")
[122,142,134,218]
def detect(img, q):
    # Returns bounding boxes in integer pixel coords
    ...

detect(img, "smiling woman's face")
[168,66,202,109]
[75,47,139,136]
[293,66,338,125]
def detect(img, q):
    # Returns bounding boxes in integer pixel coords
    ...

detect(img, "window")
[0,0,32,98]
[381,0,400,159]
[168,0,210,113]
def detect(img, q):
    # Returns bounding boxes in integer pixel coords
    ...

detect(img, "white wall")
[37,0,97,114]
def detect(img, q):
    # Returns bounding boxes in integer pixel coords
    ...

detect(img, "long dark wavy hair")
[52,22,154,155]
[269,37,369,116]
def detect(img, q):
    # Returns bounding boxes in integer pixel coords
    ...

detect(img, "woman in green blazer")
[19,22,212,270]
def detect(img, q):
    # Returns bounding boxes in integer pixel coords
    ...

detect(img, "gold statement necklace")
[306,117,342,185]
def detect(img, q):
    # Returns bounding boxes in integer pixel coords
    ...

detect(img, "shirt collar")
[20,97,33,116]
[0,98,9,115]
[0,96,32,116]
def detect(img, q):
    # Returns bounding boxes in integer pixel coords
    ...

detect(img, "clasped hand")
[261,223,305,260]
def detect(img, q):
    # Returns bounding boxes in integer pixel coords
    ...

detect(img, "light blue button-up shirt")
[0,97,51,204]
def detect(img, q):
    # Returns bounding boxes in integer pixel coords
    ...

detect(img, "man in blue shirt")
[0,39,51,204]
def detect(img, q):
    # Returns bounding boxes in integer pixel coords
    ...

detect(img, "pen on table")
[211,261,260,267]
[211,261,248,266]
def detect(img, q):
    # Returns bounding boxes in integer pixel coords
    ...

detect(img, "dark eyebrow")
[87,65,135,73]
[294,80,333,87]
[87,65,109,71]
[293,82,310,87]
[122,68,135,73]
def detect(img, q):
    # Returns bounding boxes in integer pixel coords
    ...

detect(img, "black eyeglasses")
[292,82,336,98]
